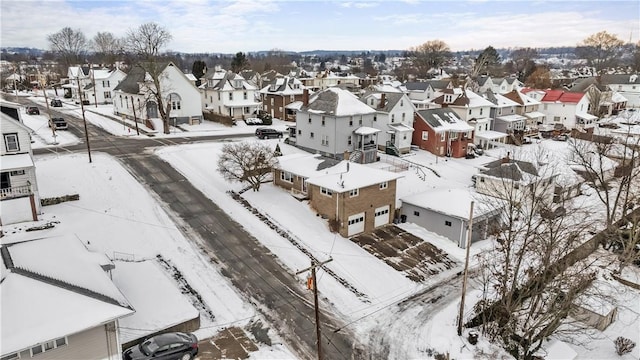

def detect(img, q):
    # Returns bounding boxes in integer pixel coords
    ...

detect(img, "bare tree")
[91,32,123,67]
[506,47,538,82]
[575,31,625,72]
[469,149,600,360]
[217,142,277,191]
[525,67,552,89]
[47,27,88,69]
[125,22,173,134]
[409,40,452,79]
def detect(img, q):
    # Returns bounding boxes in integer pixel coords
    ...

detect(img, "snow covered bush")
[614,336,635,356]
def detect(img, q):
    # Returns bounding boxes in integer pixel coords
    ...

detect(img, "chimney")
[502,151,510,164]
[379,93,386,109]
[303,88,309,106]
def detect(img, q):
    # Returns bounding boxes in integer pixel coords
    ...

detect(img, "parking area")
[350,225,461,282]
[196,327,259,360]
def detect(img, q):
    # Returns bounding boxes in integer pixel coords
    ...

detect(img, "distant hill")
[1,47,45,56]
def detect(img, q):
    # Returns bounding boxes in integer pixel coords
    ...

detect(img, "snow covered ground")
[4,92,640,359]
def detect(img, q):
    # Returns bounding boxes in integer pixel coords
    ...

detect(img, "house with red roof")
[521,88,595,132]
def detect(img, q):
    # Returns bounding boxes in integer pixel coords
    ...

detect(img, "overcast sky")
[1,0,638,54]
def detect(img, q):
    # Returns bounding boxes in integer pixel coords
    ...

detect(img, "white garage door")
[374,205,390,228]
[347,212,365,236]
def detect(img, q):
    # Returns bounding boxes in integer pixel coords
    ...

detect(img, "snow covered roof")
[503,89,541,106]
[1,237,133,355]
[416,108,474,133]
[301,87,377,116]
[497,114,527,122]
[305,160,403,193]
[400,188,503,220]
[275,153,340,178]
[354,126,380,135]
[475,130,508,140]
[525,111,546,119]
[0,153,34,171]
[112,260,199,343]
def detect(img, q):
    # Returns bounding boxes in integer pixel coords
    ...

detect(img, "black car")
[255,127,283,139]
[49,117,68,130]
[26,106,40,115]
[123,332,198,360]
[50,99,63,107]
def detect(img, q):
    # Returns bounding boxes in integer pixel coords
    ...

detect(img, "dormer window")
[270,84,277,91]
[234,80,242,88]
[444,94,453,103]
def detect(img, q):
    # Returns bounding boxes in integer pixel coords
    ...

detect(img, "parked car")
[50,99,62,107]
[255,127,283,139]
[26,106,40,115]
[553,134,568,141]
[49,117,68,130]
[122,332,198,360]
[253,109,273,125]
[245,117,263,125]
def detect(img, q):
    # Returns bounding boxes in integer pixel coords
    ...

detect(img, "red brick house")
[260,76,308,121]
[412,108,475,158]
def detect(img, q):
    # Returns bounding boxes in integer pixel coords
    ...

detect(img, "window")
[218,92,221,101]
[10,170,25,176]
[4,133,19,152]
[348,216,364,225]
[440,132,446,142]
[280,171,293,183]
[391,114,395,122]
[413,210,420,216]
[321,135,329,146]
[450,132,458,140]
[514,183,520,189]
[347,136,352,145]
[359,119,362,125]
[321,118,325,126]
[104,91,111,99]
[445,220,452,227]
[422,131,428,140]
[402,113,406,122]
[468,109,472,115]
[30,337,67,357]
[243,92,248,100]
[379,181,388,190]
[229,93,233,100]
[171,100,181,110]
[479,177,485,183]
[480,108,483,115]
[349,188,359,197]
[271,98,275,105]
[373,115,377,122]
[375,208,389,216]
[400,100,404,106]
[320,187,332,196]
[102,80,110,87]
[290,95,295,102]
[310,132,314,138]
[349,119,353,126]
[308,116,312,124]
[298,130,302,135]
[1,353,19,360]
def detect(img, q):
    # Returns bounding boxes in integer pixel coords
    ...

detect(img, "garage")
[374,205,390,228]
[347,212,365,236]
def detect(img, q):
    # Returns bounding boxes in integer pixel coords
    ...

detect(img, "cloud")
[341,1,379,8]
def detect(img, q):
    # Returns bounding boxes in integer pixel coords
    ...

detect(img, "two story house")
[1,236,134,360]
[113,61,203,127]
[521,89,595,132]
[412,108,475,158]
[400,80,453,110]
[64,65,91,103]
[484,90,527,145]
[360,91,416,155]
[295,87,380,163]
[600,74,640,108]
[84,68,127,105]
[199,70,261,119]
[431,88,494,146]
[273,153,401,237]
[260,76,307,121]
[1,100,41,225]
[476,76,522,94]
[502,89,544,132]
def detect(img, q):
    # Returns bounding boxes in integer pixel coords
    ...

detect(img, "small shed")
[400,188,504,248]
[571,280,618,331]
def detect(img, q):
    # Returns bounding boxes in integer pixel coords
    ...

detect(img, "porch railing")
[0,184,32,200]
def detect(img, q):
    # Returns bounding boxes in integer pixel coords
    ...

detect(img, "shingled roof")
[300,87,376,116]
[113,62,171,94]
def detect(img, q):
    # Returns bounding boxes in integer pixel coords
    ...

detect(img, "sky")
[0,0,639,54]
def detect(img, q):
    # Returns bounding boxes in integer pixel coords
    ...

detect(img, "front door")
[1,172,10,189]
[146,101,158,118]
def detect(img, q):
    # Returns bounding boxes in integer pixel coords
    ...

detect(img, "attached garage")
[374,205,390,228]
[347,212,365,236]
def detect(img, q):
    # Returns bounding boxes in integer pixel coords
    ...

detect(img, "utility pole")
[296,258,333,360]
[77,79,92,163]
[457,201,474,336]
[132,99,140,136]
[38,66,57,145]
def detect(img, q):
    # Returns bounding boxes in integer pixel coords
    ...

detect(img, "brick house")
[260,76,308,121]
[273,153,401,237]
[412,108,475,158]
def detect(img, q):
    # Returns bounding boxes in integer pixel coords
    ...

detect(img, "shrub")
[614,336,635,356]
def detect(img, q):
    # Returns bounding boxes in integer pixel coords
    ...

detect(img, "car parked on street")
[26,106,40,115]
[49,117,68,130]
[255,127,283,139]
[50,99,63,107]
[122,332,198,360]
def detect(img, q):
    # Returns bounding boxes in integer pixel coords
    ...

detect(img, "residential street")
[14,97,357,359]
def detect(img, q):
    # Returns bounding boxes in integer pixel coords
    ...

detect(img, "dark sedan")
[122,332,198,360]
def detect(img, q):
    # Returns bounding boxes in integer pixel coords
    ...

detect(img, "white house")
[199,70,262,119]
[522,89,596,131]
[0,100,41,225]
[64,65,91,103]
[1,236,134,360]
[84,68,127,105]
[601,74,640,108]
[360,91,415,155]
[294,87,379,163]
[400,80,453,110]
[113,61,203,126]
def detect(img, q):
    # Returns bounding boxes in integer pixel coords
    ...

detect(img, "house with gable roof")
[484,90,527,145]
[521,88,595,132]
[273,153,401,237]
[412,108,475,158]
[360,91,416,155]
[294,87,380,164]
[431,88,493,147]
[567,77,628,116]
[1,100,41,225]
[260,76,308,121]
[64,65,91,103]
[113,61,203,126]
[83,68,127,105]
[400,80,453,110]
[1,236,134,360]
[199,70,261,119]
[502,89,544,131]
[600,74,640,108]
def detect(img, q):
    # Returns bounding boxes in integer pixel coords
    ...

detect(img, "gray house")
[400,188,503,248]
